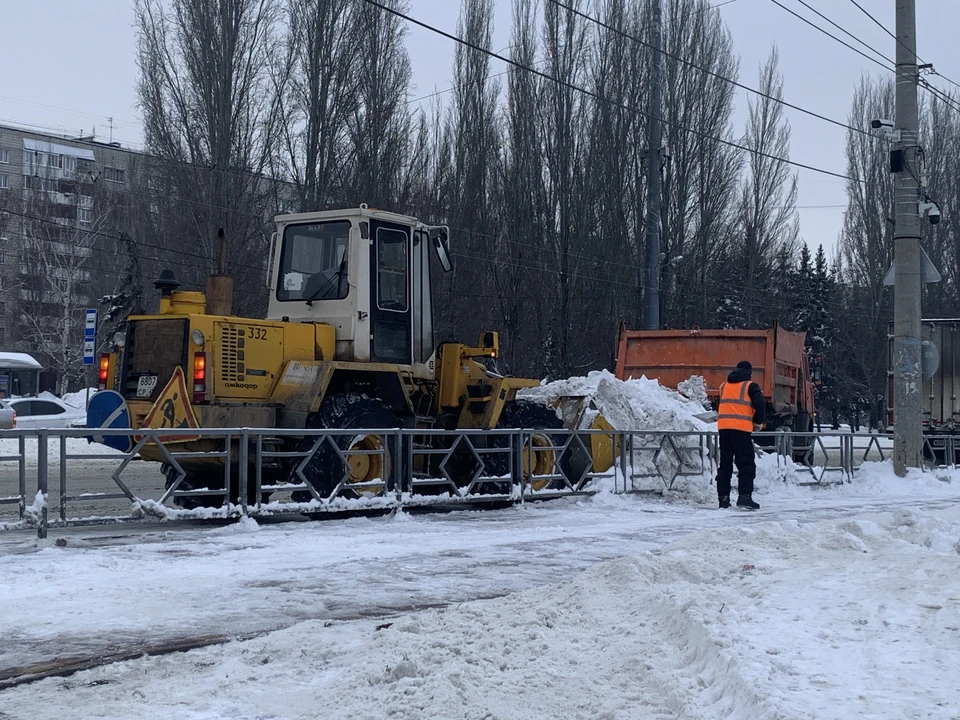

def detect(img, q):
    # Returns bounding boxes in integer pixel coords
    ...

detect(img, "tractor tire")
[162,463,268,510]
[162,465,223,510]
[486,401,574,492]
[290,393,401,502]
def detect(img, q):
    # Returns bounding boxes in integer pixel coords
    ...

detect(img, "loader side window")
[412,230,434,363]
[376,229,408,312]
[277,221,350,302]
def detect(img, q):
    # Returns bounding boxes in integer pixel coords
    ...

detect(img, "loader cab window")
[412,230,434,363]
[276,220,350,302]
[376,229,408,312]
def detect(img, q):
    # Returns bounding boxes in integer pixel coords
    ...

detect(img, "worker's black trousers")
[716,429,756,498]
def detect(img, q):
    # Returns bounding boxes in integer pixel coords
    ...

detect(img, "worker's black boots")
[719,494,760,510]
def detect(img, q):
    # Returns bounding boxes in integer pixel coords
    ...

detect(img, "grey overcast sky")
[2,1,959,257]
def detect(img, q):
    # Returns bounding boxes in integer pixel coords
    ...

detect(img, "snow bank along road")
[1,464,959,718]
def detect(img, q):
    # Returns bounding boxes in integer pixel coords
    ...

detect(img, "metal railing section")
[0,426,945,537]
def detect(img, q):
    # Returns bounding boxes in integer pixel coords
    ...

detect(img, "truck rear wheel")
[291,393,400,502]
[791,410,814,463]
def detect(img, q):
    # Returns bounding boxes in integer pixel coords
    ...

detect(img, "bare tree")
[346,0,413,207]
[661,0,741,328]
[837,76,896,426]
[8,177,126,392]
[728,46,799,327]
[437,0,502,348]
[277,0,357,211]
[539,0,591,377]
[497,0,544,372]
[135,0,281,315]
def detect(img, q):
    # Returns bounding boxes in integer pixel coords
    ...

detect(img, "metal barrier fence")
[0,426,936,537]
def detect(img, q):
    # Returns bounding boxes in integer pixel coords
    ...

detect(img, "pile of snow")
[6,506,960,718]
[677,374,710,408]
[518,369,713,433]
[519,370,717,496]
[60,388,97,410]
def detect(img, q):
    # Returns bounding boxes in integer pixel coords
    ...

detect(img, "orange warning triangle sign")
[139,367,201,443]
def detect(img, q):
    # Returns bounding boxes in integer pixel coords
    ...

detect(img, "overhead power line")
[790,0,892,66]
[765,0,893,72]
[359,0,857,182]
[844,0,960,95]
[549,0,874,140]
[770,0,960,117]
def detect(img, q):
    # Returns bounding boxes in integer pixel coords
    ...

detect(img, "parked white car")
[1,397,86,429]
[0,401,15,430]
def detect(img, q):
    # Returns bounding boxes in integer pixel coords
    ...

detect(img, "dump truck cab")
[266,205,451,381]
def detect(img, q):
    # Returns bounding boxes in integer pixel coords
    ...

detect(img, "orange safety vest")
[717,381,756,432]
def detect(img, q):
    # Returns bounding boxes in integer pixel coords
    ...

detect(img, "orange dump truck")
[615,324,819,433]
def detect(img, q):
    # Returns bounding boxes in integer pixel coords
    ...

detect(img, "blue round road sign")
[86,390,133,452]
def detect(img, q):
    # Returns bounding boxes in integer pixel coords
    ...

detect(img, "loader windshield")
[277,221,350,302]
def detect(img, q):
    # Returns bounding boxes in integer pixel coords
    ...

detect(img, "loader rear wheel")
[162,464,269,509]
[488,401,566,492]
[162,465,222,510]
[291,393,400,502]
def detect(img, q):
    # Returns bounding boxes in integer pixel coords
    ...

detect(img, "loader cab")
[266,206,451,378]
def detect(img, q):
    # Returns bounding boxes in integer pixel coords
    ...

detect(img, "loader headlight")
[191,329,205,346]
[113,331,126,348]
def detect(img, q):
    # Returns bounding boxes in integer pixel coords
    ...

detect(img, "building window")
[0,237,5,264]
[0,174,7,189]
[104,167,125,184]
[0,150,9,164]
[77,208,94,226]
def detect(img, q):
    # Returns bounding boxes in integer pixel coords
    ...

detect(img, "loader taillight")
[193,352,207,403]
[98,354,111,390]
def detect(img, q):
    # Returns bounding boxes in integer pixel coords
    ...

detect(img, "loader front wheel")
[488,401,565,492]
[291,394,400,502]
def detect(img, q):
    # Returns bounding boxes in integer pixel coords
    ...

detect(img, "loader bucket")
[552,396,617,475]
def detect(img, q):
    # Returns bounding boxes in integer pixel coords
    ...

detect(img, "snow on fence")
[0,426,950,538]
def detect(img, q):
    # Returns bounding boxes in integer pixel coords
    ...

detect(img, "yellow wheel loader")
[92,206,597,507]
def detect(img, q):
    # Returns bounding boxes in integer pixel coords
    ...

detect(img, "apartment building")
[0,124,137,389]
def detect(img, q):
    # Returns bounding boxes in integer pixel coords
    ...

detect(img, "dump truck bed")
[615,326,811,415]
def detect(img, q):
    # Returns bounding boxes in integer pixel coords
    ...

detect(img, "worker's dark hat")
[736,360,752,371]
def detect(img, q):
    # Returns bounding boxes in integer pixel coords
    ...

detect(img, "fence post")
[513,430,525,503]
[18,435,26,521]
[59,434,68,523]
[618,432,628,493]
[37,431,48,540]
[394,430,404,505]
[238,429,249,515]
[256,432,263,510]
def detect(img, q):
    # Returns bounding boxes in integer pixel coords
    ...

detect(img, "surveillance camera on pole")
[871,118,901,142]
[920,199,941,225]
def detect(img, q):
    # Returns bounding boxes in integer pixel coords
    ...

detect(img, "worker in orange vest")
[716,360,765,510]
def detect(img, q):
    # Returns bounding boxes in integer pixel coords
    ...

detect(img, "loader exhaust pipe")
[205,227,234,316]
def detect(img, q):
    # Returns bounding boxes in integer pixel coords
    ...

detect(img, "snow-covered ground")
[1,373,958,717]
[1,465,959,718]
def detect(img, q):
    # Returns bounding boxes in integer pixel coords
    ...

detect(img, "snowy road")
[1,467,957,672]
[1,479,958,719]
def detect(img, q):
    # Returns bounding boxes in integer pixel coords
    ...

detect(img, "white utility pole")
[892,0,923,475]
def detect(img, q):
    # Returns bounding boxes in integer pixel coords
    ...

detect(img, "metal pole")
[893,0,923,475]
[37,432,48,540]
[643,0,663,330]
